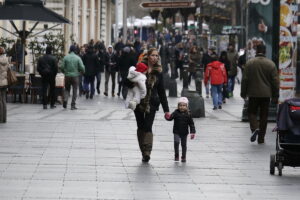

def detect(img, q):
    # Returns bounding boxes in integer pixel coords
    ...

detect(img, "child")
[166,97,196,162]
[125,62,148,110]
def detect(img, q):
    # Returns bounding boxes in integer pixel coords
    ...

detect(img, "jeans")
[211,84,223,108]
[105,70,116,94]
[95,72,101,92]
[64,76,79,107]
[227,76,236,93]
[83,75,95,96]
[205,80,210,96]
[42,76,56,106]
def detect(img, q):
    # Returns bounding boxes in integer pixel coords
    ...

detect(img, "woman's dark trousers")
[134,109,156,157]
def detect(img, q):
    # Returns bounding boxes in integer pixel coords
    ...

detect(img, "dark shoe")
[104,92,108,96]
[257,134,265,144]
[218,105,222,109]
[63,101,67,109]
[206,95,209,98]
[112,93,115,97]
[50,105,56,109]
[181,157,186,162]
[71,106,78,110]
[213,107,217,110]
[97,88,100,94]
[90,95,93,99]
[86,92,89,99]
[117,92,120,97]
[250,129,259,142]
[142,155,150,163]
[43,105,47,109]
[174,156,179,161]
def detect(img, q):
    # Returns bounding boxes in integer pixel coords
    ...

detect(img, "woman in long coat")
[131,48,170,162]
[0,47,9,123]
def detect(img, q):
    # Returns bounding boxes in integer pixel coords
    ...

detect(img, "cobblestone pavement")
[0,81,300,200]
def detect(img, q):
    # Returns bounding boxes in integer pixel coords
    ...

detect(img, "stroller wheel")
[278,162,283,176]
[270,154,275,175]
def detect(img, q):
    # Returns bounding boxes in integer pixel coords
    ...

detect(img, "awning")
[0,0,70,24]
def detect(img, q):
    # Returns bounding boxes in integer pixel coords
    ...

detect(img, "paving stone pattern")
[0,82,300,200]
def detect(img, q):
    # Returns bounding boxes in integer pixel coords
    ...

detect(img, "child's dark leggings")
[174,134,187,158]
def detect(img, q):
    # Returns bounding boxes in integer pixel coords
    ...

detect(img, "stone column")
[106,0,112,45]
[65,0,72,52]
[89,0,95,40]
[81,0,88,45]
[73,0,79,43]
[96,0,101,41]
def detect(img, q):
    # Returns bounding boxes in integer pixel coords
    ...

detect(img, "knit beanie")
[178,97,189,105]
[135,62,148,73]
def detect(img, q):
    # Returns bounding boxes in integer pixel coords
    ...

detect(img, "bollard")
[181,89,205,118]
[163,72,171,90]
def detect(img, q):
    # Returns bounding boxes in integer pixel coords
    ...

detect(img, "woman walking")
[129,48,170,163]
[0,47,9,123]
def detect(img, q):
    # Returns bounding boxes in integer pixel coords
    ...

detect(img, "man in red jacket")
[204,53,227,110]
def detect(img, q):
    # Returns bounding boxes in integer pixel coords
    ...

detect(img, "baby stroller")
[270,98,300,176]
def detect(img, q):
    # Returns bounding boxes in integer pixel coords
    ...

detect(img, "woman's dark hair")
[189,46,197,54]
[210,53,218,61]
[219,51,228,62]
[0,47,4,55]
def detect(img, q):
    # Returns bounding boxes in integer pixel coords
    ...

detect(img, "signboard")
[247,0,274,60]
[140,1,195,8]
[279,0,298,102]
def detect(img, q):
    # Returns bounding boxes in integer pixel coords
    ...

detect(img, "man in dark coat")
[82,45,99,99]
[118,47,137,99]
[37,46,58,109]
[104,45,118,97]
[241,44,279,144]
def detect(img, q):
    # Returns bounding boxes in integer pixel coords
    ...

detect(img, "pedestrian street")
[0,83,300,200]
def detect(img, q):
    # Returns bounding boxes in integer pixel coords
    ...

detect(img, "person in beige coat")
[0,47,9,123]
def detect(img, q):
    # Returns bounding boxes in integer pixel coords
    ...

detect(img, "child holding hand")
[165,97,196,162]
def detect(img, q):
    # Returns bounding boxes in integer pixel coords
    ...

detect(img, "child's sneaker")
[181,157,186,162]
[174,156,179,161]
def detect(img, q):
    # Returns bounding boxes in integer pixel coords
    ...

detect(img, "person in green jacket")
[241,44,279,144]
[61,45,85,110]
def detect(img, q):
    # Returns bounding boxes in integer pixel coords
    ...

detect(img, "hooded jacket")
[204,61,227,85]
[0,55,9,87]
[125,66,147,107]
[104,46,118,72]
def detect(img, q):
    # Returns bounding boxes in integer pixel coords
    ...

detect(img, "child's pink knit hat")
[178,97,189,105]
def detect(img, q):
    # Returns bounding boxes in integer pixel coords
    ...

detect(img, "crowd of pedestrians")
[0,29,281,161]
